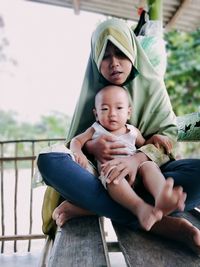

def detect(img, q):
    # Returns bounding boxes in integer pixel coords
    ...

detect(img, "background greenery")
[165,29,200,115]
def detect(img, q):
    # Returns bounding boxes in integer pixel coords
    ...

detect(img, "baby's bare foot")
[52,201,94,227]
[137,202,163,231]
[156,177,186,215]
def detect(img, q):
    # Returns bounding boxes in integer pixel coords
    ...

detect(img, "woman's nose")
[110,56,119,67]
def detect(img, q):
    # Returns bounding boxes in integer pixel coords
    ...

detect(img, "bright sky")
[0,0,105,122]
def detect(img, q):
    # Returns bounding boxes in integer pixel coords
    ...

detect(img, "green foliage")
[164,29,200,157]
[0,110,19,140]
[165,29,200,115]
[0,110,71,141]
[36,111,71,139]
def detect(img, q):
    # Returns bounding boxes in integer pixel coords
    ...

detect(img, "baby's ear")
[93,108,98,121]
[127,106,132,119]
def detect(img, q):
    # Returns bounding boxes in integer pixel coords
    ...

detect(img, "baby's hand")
[73,151,89,169]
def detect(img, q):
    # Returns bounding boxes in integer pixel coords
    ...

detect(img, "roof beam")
[165,0,192,31]
[72,0,80,15]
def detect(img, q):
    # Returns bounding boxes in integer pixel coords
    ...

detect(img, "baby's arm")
[70,127,95,168]
[135,128,146,147]
[145,134,173,154]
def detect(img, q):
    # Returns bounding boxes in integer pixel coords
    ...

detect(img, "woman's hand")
[145,134,173,154]
[100,153,148,186]
[85,134,128,163]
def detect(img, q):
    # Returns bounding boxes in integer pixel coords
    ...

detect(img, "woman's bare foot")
[155,177,187,215]
[151,216,200,255]
[52,201,94,227]
[136,201,163,231]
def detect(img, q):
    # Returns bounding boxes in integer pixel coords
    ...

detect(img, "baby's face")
[94,86,131,133]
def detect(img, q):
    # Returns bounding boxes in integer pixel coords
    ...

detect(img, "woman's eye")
[102,53,110,60]
[116,51,126,58]
[101,108,108,111]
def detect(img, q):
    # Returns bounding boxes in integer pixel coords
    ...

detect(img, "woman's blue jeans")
[37,152,200,230]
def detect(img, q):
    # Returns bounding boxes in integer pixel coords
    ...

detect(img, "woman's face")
[100,41,132,85]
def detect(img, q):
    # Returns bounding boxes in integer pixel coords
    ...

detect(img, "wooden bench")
[47,217,110,267]
[45,212,200,267]
[42,112,200,267]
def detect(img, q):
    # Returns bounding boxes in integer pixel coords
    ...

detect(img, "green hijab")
[67,18,177,145]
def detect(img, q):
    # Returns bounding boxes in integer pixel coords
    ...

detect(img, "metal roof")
[28,0,200,32]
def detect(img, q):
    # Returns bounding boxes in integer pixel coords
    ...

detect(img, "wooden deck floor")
[0,251,41,267]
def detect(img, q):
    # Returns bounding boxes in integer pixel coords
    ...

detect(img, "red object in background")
[137,7,144,16]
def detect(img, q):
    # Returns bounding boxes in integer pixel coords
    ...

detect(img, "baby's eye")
[101,108,108,111]
[117,106,123,110]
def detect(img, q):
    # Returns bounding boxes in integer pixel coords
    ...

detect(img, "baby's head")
[93,85,132,131]
[95,85,131,106]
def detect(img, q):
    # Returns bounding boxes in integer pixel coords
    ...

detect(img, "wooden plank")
[0,234,45,241]
[48,216,110,267]
[165,0,191,31]
[112,212,200,267]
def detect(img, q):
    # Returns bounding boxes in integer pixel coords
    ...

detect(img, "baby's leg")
[139,162,186,215]
[107,178,163,231]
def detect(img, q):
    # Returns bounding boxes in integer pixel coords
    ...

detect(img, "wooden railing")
[0,138,65,253]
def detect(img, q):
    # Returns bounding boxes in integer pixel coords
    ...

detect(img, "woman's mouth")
[111,71,122,79]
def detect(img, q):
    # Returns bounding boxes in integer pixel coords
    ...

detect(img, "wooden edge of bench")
[45,216,111,267]
[99,217,112,267]
[38,235,53,267]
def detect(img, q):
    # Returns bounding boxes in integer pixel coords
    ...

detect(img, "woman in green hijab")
[38,18,200,254]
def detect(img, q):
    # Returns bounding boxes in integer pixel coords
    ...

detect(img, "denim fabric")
[37,152,200,230]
